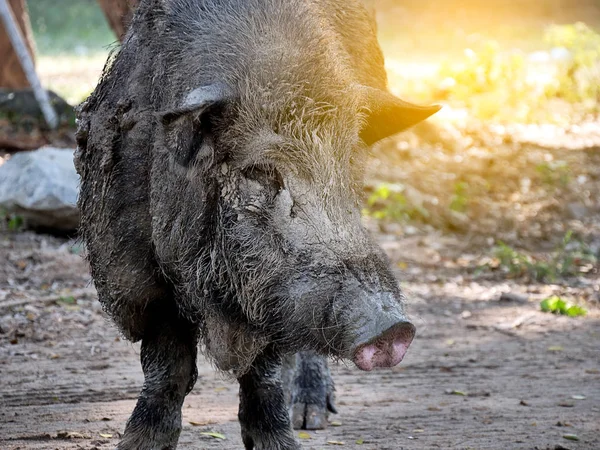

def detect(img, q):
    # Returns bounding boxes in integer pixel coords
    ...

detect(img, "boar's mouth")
[351,321,415,371]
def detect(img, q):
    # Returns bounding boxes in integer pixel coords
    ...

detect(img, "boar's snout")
[352,321,415,371]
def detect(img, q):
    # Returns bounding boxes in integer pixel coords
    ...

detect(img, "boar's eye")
[242,164,284,193]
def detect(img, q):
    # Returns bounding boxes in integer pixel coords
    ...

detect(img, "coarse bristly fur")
[75,0,438,448]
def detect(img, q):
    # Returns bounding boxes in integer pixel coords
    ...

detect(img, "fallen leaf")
[99,433,113,438]
[548,346,564,352]
[189,420,216,426]
[563,434,579,441]
[413,429,425,433]
[556,421,572,427]
[446,389,466,396]
[199,431,225,440]
[467,391,490,397]
[58,296,76,305]
[571,395,586,400]
[330,421,343,426]
[327,440,345,445]
[558,401,575,407]
[355,438,364,444]
[56,431,86,439]
[298,431,311,439]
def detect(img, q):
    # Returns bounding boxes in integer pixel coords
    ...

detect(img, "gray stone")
[0,147,79,230]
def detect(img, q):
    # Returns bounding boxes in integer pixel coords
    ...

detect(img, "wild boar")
[75,0,440,448]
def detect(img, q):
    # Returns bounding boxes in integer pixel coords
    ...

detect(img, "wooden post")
[0,0,34,88]
[0,0,58,129]
[97,0,139,41]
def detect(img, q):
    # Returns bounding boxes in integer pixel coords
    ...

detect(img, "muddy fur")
[76,0,437,448]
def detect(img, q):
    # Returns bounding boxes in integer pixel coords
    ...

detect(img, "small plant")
[449,181,469,213]
[58,296,76,305]
[8,215,24,232]
[544,22,600,103]
[486,231,597,282]
[492,242,551,280]
[0,208,24,232]
[535,160,571,188]
[431,23,600,122]
[435,40,534,121]
[364,183,429,223]
[540,296,587,317]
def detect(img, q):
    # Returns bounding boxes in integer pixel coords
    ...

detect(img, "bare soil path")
[1,231,599,450]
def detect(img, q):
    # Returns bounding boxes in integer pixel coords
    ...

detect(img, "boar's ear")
[360,87,441,146]
[158,83,231,123]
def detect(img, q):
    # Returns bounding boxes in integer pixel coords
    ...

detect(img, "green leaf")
[563,434,579,441]
[58,296,76,304]
[8,215,23,231]
[355,438,364,445]
[540,296,586,317]
[199,431,225,440]
[565,305,587,317]
[449,390,466,396]
[540,298,552,312]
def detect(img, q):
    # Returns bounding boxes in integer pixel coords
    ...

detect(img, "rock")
[0,88,76,150]
[499,292,529,304]
[0,147,79,230]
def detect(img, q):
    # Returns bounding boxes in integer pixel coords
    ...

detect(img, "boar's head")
[156,78,439,372]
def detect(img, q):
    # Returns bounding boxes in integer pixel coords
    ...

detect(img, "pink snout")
[352,322,416,371]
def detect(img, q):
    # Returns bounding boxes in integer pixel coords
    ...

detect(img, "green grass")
[364,183,430,223]
[484,231,598,282]
[28,0,116,56]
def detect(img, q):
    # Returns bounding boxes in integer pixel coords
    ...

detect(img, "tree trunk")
[0,0,36,89]
[97,0,139,42]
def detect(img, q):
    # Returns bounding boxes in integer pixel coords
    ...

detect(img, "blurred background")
[2,0,599,254]
[1,1,599,448]
[1,0,599,322]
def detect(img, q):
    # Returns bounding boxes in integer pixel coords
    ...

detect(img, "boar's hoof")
[287,352,337,430]
[292,396,337,430]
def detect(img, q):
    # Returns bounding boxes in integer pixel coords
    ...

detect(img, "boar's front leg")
[284,351,337,430]
[238,348,300,450]
[118,304,198,450]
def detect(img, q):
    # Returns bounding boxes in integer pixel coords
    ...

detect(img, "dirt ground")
[0,230,598,450]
